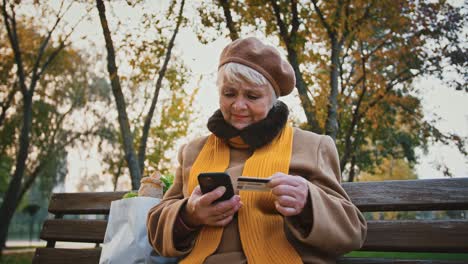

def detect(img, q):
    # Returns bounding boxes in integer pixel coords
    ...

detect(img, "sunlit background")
[0,0,466,260]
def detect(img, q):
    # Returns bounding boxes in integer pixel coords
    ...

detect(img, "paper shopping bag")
[99,197,160,264]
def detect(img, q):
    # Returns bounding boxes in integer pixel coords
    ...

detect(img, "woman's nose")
[232,98,247,110]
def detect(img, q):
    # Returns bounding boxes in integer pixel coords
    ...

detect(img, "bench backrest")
[33,178,468,264]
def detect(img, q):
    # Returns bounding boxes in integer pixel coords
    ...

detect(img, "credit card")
[237,177,271,192]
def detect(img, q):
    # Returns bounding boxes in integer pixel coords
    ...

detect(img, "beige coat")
[147,128,367,263]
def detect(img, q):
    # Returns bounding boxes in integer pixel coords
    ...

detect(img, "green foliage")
[144,69,198,175]
[97,1,197,190]
[196,0,467,180]
[357,158,417,181]
[160,173,174,194]
[0,252,34,264]
[122,191,138,199]
[0,13,97,202]
[345,251,468,261]
[0,154,14,195]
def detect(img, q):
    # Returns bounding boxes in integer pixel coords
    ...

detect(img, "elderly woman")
[147,37,367,264]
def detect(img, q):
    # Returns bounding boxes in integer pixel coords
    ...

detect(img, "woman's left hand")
[267,172,309,216]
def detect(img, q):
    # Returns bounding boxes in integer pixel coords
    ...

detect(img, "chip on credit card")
[237,177,271,192]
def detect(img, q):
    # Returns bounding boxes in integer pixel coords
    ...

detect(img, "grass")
[0,252,34,264]
[2,250,468,263]
[345,251,468,261]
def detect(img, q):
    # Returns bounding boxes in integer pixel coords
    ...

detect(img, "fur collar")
[207,100,289,150]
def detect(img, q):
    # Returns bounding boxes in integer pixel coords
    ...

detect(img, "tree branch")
[341,32,392,97]
[348,0,375,36]
[2,0,28,96]
[361,69,418,119]
[218,0,239,40]
[341,41,368,170]
[30,0,72,91]
[342,0,351,37]
[270,0,289,42]
[113,157,124,191]
[271,0,320,131]
[138,0,185,175]
[18,160,46,204]
[96,0,141,189]
[333,0,345,43]
[339,32,356,94]
[49,106,74,148]
[0,81,18,128]
[34,5,92,92]
[290,0,299,36]
[311,0,333,38]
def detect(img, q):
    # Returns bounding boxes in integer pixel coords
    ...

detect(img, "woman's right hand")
[182,186,242,227]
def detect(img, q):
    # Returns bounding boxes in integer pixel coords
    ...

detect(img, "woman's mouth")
[232,114,248,120]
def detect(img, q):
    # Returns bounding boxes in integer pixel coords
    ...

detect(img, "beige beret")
[218,37,296,97]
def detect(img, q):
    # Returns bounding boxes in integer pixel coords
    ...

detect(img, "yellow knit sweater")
[180,125,302,264]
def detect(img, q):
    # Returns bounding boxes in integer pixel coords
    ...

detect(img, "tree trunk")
[0,85,17,128]
[0,1,80,254]
[348,155,357,182]
[325,38,341,141]
[218,0,239,41]
[96,0,141,189]
[0,94,33,253]
[268,0,320,132]
[113,158,124,191]
[286,48,321,132]
[137,0,185,176]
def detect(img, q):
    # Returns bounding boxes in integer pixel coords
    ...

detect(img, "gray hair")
[217,62,277,102]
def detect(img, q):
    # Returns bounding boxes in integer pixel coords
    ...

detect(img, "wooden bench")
[32,178,468,264]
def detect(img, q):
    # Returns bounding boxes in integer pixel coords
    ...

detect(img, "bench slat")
[343,178,468,212]
[362,220,468,253]
[40,219,107,243]
[47,178,468,216]
[338,258,468,264]
[39,218,468,254]
[48,192,127,215]
[33,248,101,264]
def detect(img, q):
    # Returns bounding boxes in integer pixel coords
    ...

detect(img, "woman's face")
[218,76,275,130]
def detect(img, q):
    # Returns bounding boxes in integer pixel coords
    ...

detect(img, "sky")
[44,0,467,192]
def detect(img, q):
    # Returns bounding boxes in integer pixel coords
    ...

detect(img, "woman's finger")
[271,184,298,198]
[212,215,234,227]
[211,195,240,214]
[268,173,305,188]
[192,186,203,196]
[212,211,231,222]
[276,195,297,208]
[198,186,226,206]
[216,202,240,219]
[275,201,300,217]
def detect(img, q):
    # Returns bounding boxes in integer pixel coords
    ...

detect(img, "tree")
[197,0,467,181]
[96,0,141,189]
[0,0,94,252]
[101,75,198,190]
[95,0,188,189]
[356,158,417,182]
[144,75,198,176]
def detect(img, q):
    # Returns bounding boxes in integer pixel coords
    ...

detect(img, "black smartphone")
[198,172,235,203]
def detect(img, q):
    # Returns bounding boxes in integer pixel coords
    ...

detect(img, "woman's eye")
[247,94,259,100]
[223,93,235,97]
